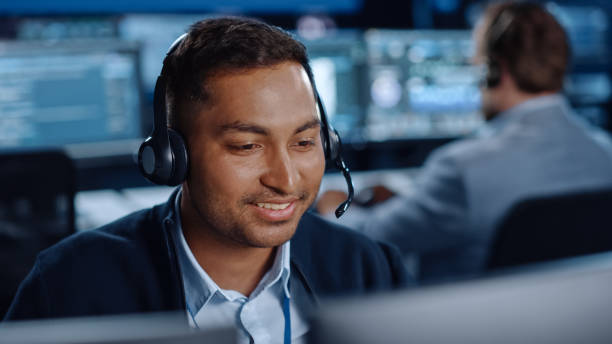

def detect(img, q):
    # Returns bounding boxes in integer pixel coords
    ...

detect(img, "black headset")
[137,33,353,218]
[483,6,517,88]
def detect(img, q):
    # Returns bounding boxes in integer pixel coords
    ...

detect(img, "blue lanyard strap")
[283,293,291,344]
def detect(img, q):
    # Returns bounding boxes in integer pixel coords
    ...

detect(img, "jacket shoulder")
[38,207,157,265]
[4,204,178,320]
[292,212,412,295]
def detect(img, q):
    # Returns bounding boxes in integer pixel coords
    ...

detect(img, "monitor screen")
[547,3,612,129]
[0,0,363,15]
[0,39,144,160]
[118,14,208,99]
[364,29,484,141]
[299,30,367,142]
[547,3,610,65]
[0,312,235,344]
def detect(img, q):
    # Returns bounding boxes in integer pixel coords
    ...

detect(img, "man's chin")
[235,221,298,248]
[242,235,293,249]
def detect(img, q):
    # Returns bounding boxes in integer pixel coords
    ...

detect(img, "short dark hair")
[483,1,570,92]
[164,17,311,133]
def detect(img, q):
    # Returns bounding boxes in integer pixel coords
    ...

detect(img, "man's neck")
[179,195,277,297]
[498,83,557,113]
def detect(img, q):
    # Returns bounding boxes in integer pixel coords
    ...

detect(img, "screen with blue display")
[548,3,612,129]
[0,40,144,159]
[118,14,209,98]
[296,29,485,143]
[0,0,363,15]
[364,29,483,141]
[298,30,367,142]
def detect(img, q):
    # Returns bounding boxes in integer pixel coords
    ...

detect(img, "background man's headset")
[483,6,517,89]
[138,33,354,218]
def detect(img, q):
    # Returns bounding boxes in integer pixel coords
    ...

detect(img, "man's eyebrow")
[218,121,269,135]
[217,119,321,136]
[294,119,321,135]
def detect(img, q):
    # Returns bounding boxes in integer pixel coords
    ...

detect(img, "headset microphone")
[313,87,353,218]
[334,158,354,218]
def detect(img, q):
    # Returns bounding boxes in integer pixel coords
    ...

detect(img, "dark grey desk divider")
[310,251,612,344]
[0,312,235,344]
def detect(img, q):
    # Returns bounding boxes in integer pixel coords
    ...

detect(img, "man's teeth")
[256,202,291,210]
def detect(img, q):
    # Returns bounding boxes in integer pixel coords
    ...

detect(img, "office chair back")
[0,150,76,318]
[487,188,612,270]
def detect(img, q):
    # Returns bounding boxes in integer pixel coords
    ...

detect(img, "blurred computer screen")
[549,3,612,129]
[118,14,210,99]
[0,312,235,344]
[0,0,362,15]
[298,28,485,144]
[364,29,483,141]
[0,1,610,177]
[0,39,144,160]
[298,29,368,142]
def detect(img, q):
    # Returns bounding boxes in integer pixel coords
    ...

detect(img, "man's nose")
[260,148,298,195]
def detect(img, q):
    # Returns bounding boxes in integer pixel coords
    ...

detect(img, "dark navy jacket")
[4,194,410,321]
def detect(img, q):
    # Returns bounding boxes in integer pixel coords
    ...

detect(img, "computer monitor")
[118,14,210,99]
[310,251,612,344]
[120,20,368,140]
[364,29,484,141]
[547,3,609,65]
[547,3,612,129]
[0,39,144,161]
[0,312,235,344]
[298,30,367,142]
[0,0,362,15]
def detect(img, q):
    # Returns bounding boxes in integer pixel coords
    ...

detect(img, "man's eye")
[229,143,259,151]
[294,140,316,149]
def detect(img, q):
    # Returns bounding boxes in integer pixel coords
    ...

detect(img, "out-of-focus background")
[2,0,610,188]
[2,0,611,221]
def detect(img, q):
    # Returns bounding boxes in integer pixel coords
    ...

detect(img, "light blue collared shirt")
[169,189,308,343]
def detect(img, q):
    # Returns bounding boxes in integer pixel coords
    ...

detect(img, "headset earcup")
[167,128,188,186]
[138,136,173,185]
[486,60,502,88]
[138,137,157,178]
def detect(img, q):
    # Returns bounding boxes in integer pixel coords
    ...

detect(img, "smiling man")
[4,17,410,343]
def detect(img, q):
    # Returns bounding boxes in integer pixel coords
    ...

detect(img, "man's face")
[182,61,325,248]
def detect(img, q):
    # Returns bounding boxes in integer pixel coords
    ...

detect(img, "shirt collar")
[170,187,291,315]
[477,93,567,137]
